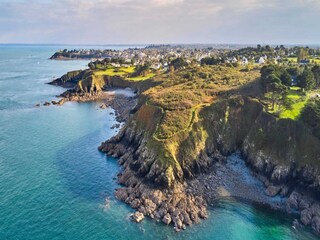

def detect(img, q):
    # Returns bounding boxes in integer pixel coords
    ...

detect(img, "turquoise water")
[0,45,317,240]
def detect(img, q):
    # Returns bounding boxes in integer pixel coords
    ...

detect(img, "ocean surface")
[0,44,317,240]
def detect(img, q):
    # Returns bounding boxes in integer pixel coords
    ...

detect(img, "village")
[51,45,320,71]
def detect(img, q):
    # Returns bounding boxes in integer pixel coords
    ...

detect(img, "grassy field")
[266,86,309,120]
[311,58,320,64]
[287,57,297,63]
[280,87,308,119]
[286,57,320,64]
[94,66,135,77]
[126,72,156,81]
[280,99,308,119]
[94,65,155,81]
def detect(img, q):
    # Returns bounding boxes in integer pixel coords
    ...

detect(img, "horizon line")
[0,43,319,47]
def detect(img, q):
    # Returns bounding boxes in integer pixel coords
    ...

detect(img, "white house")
[241,57,248,65]
[258,57,266,64]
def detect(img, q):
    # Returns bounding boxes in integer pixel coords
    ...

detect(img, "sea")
[0,44,317,240]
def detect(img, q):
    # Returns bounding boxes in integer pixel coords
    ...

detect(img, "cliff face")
[49,70,160,96]
[99,95,320,232]
[50,65,320,233]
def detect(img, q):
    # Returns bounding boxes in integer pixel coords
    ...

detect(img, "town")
[51,44,320,70]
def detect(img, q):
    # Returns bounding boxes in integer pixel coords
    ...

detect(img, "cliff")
[99,95,320,233]
[51,63,320,233]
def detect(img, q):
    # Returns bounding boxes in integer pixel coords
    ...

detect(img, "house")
[241,57,248,65]
[258,57,266,64]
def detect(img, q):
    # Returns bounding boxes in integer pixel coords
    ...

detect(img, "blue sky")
[0,0,319,44]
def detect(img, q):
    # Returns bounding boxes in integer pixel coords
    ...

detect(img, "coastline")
[44,65,320,235]
[43,87,320,235]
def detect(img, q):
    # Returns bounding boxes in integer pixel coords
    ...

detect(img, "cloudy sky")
[0,0,319,44]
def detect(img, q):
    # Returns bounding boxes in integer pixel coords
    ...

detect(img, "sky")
[0,0,319,45]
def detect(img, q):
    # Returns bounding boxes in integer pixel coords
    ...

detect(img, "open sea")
[0,44,317,240]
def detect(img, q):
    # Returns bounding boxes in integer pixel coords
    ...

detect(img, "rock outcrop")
[99,95,320,234]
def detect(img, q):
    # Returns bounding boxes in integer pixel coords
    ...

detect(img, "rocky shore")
[99,131,208,231]
[46,64,320,235]
[41,88,137,124]
[98,96,320,235]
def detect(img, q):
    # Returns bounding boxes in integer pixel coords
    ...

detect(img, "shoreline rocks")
[131,211,145,223]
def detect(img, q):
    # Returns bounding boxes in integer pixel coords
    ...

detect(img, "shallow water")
[0,45,317,239]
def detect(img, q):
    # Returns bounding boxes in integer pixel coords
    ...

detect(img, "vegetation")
[260,64,320,120]
[169,58,188,71]
[300,98,320,138]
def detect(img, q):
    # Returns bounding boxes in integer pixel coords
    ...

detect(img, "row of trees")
[200,57,225,66]
[261,65,320,92]
[261,64,320,113]
[131,63,151,77]
[169,57,188,71]
[300,99,320,139]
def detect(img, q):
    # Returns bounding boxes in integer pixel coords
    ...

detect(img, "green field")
[94,66,155,81]
[94,66,135,77]
[126,72,156,81]
[280,87,308,120]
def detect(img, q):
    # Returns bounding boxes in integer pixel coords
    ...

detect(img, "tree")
[131,63,151,77]
[260,65,280,93]
[300,99,320,138]
[280,70,292,86]
[297,68,316,90]
[269,80,286,110]
[297,48,309,63]
[170,58,187,70]
[311,65,320,87]
[88,62,95,70]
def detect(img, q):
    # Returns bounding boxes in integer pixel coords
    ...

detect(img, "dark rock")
[301,209,313,226]
[287,192,301,210]
[58,99,66,105]
[311,216,320,234]
[265,185,281,197]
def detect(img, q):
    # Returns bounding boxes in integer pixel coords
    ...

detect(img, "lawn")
[287,57,297,63]
[311,58,320,64]
[280,99,308,119]
[94,66,135,77]
[266,87,308,120]
[287,87,304,99]
[119,66,135,73]
[93,66,154,81]
[280,87,308,120]
[126,72,156,81]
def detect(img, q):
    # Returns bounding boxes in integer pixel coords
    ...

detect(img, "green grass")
[94,69,126,76]
[287,87,304,100]
[119,66,135,73]
[311,58,320,64]
[266,87,308,120]
[280,87,308,119]
[94,66,135,77]
[280,99,308,119]
[126,72,156,81]
[94,66,154,81]
[287,57,297,63]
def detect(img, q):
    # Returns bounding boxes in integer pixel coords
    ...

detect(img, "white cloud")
[0,0,319,44]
